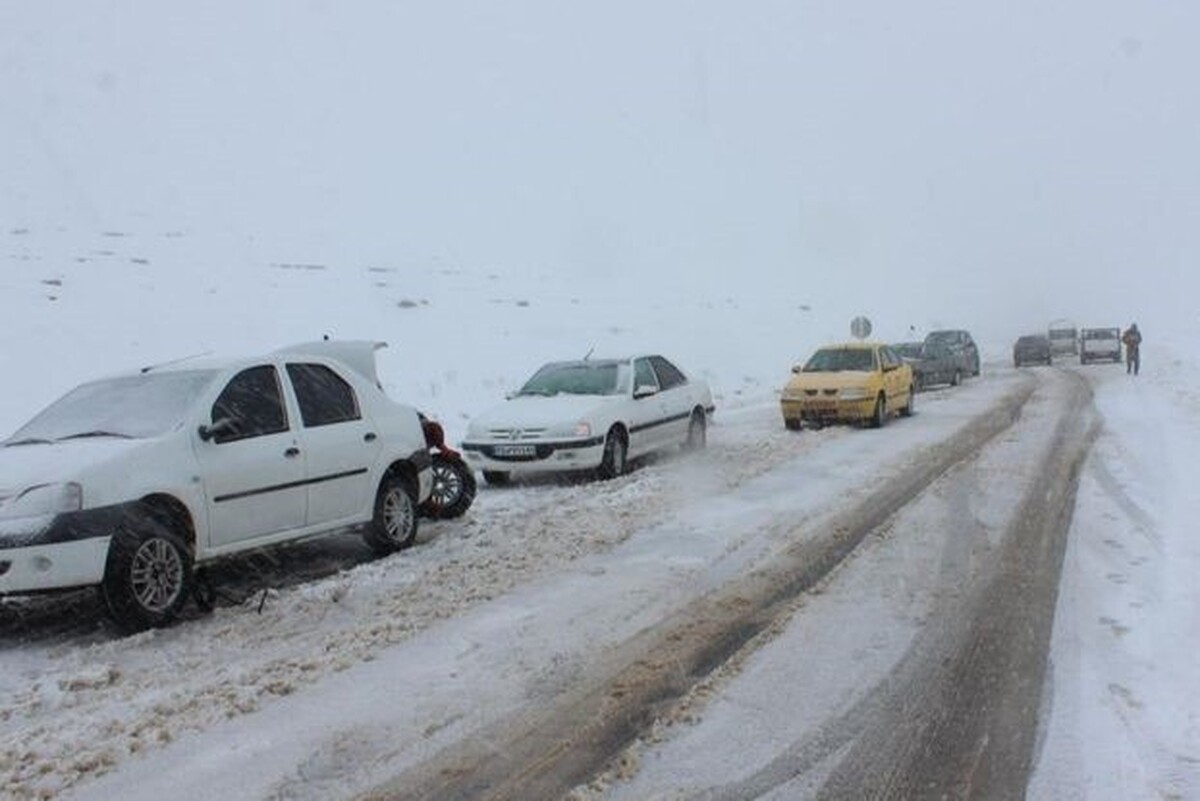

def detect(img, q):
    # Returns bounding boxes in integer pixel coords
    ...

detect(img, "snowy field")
[0,245,1196,799]
[5,1,1200,797]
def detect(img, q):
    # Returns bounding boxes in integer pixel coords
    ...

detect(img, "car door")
[649,355,693,445]
[285,361,382,528]
[628,357,667,456]
[195,364,307,549]
[880,347,906,404]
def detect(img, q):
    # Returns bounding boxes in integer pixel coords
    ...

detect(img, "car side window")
[633,359,659,392]
[286,363,361,427]
[649,356,687,390]
[211,365,288,443]
[879,348,897,369]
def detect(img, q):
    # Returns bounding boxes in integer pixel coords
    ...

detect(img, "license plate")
[493,444,537,457]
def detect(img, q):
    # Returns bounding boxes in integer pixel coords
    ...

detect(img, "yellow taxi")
[780,342,915,430]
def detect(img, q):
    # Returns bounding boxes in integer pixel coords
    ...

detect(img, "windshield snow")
[517,362,625,396]
[803,348,877,373]
[6,370,218,444]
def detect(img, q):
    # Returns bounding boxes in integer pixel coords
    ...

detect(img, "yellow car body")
[780,342,915,429]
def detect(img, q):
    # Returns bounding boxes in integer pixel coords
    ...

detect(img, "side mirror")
[791,365,802,374]
[633,384,658,399]
[198,417,236,442]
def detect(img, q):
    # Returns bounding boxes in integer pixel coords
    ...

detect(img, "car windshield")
[925,331,960,345]
[1049,329,1076,339]
[5,370,219,444]
[516,362,624,397]
[893,343,924,359]
[1083,330,1116,340]
[803,348,876,373]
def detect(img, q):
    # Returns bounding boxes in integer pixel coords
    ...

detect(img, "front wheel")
[870,394,887,429]
[364,474,418,555]
[100,519,193,633]
[784,417,802,431]
[900,386,915,417]
[596,428,628,480]
[420,454,477,519]
[951,370,962,387]
[684,410,707,451]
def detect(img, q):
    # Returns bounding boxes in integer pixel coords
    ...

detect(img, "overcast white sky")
[2,1,1196,342]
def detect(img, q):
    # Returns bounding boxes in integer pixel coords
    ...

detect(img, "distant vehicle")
[1048,319,1078,356]
[1080,327,1122,364]
[462,355,714,484]
[892,341,965,390]
[1013,334,1053,367]
[0,341,434,632]
[781,342,915,430]
[923,329,981,378]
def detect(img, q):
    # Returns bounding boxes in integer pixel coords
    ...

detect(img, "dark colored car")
[1013,334,1052,366]
[923,329,981,378]
[892,341,965,390]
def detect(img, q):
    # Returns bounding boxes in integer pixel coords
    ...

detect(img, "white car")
[462,355,714,484]
[0,341,433,632]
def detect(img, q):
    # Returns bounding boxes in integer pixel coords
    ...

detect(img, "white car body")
[0,341,432,601]
[462,355,714,480]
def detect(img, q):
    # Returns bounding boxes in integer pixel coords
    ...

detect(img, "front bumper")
[461,436,606,474]
[0,536,111,594]
[780,396,874,424]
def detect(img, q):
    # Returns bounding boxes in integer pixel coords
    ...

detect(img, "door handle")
[284,447,301,458]
[363,432,377,442]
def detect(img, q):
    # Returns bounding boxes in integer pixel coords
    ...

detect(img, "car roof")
[138,340,385,383]
[814,341,884,350]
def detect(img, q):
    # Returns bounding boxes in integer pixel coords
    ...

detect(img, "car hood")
[785,372,874,391]
[0,438,147,493]
[469,394,615,433]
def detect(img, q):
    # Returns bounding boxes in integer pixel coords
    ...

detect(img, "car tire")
[900,386,915,417]
[420,454,477,520]
[784,417,802,431]
[364,473,418,555]
[951,370,962,387]
[482,470,511,486]
[100,517,193,633]
[870,394,887,429]
[596,427,628,480]
[684,409,707,451]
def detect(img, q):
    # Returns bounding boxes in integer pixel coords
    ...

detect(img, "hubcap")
[383,487,414,540]
[130,538,184,613]
[430,464,462,508]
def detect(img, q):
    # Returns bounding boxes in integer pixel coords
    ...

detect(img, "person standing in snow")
[1122,323,1142,375]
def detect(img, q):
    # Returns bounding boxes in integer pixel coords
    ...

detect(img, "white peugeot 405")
[462,355,714,484]
[0,341,432,632]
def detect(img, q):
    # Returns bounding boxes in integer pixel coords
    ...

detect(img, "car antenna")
[140,350,212,374]
[583,346,594,361]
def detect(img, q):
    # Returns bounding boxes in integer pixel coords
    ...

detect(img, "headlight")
[839,387,869,400]
[571,421,592,438]
[0,482,83,521]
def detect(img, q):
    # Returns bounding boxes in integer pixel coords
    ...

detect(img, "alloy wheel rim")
[431,464,462,508]
[130,538,184,613]
[383,487,414,540]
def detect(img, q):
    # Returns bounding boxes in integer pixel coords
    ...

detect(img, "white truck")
[1047,319,1078,357]
[1080,327,1122,364]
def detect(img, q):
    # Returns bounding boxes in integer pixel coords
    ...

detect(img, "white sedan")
[0,340,432,632]
[462,355,714,484]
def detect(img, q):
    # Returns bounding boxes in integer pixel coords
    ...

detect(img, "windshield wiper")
[517,389,557,397]
[3,437,54,446]
[55,431,134,442]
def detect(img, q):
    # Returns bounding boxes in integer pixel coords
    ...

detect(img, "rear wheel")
[900,386,915,417]
[100,517,193,633]
[596,428,628,480]
[363,474,418,555]
[951,370,962,387]
[784,417,802,431]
